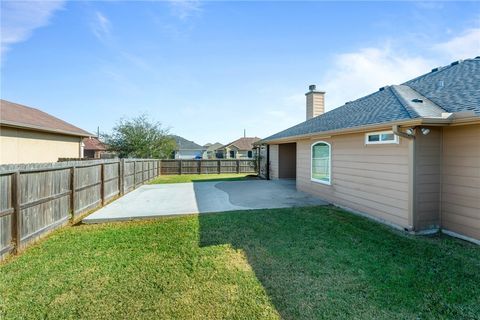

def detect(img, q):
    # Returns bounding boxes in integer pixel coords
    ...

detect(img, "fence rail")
[0,159,160,259]
[160,159,256,175]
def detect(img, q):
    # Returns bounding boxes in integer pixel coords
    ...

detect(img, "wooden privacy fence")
[160,159,257,175]
[0,159,160,259]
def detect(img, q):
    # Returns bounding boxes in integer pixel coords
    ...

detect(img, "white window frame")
[365,130,399,145]
[311,141,331,185]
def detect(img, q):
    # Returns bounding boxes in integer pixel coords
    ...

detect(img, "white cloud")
[321,45,433,111]
[0,0,64,60]
[91,11,112,43]
[168,0,202,20]
[433,28,480,61]
[320,27,480,111]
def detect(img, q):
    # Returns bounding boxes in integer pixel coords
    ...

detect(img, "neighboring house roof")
[206,142,223,152]
[171,135,204,150]
[203,143,213,148]
[83,137,107,151]
[223,137,261,150]
[0,99,92,137]
[263,57,480,142]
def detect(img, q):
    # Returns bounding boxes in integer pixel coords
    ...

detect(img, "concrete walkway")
[83,180,327,223]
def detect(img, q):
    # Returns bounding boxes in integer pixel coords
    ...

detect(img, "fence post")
[119,159,124,196]
[157,160,161,177]
[70,166,76,219]
[198,161,201,174]
[133,161,136,187]
[100,163,105,206]
[218,160,221,174]
[12,171,21,253]
[236,160,240,174]
[143,160,146,183]
[179,160,183,175]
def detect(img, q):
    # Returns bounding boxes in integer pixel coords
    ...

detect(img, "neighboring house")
[0,100,91,164]
[203,142,224,159]
[83,137,107,159]
[260,58,480,244]
[217,137,261,159]
[172,135,205,159]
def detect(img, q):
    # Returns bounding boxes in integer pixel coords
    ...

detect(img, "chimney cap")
[306,84,325,95]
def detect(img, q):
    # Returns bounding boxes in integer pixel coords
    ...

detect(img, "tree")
[103,115,176,159]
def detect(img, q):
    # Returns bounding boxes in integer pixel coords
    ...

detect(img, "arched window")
[247,150,253,158]
[311,141,331,185]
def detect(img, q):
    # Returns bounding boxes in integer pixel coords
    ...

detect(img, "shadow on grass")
[198,207,480,319]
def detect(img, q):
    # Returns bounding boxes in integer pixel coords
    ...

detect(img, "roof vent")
[309,84,316,91]
[431,67,439,72]
[379,87,385,91]
[450,60,461,66]
[412,98,423,103]
[475,56,480,59]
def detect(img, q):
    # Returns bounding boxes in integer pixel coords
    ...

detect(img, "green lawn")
[1,207,479,319]
[149,173,254,184]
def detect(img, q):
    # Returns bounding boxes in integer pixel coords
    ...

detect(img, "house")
[259,58,480,244]
[172,135,205,159]
[83,137,107,159]
[0,100,92,164]
[203,142,224,159]
[217,137,261,159]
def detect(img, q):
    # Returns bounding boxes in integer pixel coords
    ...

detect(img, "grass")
[149,173,254,184]
[1,206,479,319]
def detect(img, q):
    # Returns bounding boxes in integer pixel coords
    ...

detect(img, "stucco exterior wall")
[0,126,81,164]
[441,124,480,241]
[296,131,412,228]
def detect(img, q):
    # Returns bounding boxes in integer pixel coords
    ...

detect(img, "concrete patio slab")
[83,180,327,223]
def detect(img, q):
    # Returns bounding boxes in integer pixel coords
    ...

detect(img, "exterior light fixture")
[405,128,415,136]
[421,128,430,135]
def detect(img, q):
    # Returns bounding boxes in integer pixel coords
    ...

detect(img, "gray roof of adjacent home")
[262,57,480,142]
[206,142,224,152]
[171,135,204,150]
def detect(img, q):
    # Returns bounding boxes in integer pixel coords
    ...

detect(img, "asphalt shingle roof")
[171,135,203,150]
[263,57,480,142]
[0,99,92,137]
[224,137,261,150]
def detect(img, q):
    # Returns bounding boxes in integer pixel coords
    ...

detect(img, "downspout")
[392,125,415,232]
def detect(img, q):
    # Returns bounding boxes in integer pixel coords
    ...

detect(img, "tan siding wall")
[441,124,480,240]
[269,144,279,180]
[296,132,411,228]
[414,127,442,230]
[0,126,81,164]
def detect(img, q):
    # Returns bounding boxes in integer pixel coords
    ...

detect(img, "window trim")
[365,130,399,145]
[311,141,331,185]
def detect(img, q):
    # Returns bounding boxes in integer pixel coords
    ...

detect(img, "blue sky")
[1,1,479,145]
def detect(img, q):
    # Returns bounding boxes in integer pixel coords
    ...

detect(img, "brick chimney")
[305,84,325,120]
